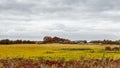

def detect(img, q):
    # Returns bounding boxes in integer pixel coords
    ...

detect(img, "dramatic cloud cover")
[0,0,120,40]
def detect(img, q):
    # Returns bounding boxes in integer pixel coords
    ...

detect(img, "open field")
[0,44,119,60]
[0,44,120,68]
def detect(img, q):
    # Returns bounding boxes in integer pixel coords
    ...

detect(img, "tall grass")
[0,58,119,68]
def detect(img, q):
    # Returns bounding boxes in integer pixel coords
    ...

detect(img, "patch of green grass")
[61,48,92,51]
[44,51,55,54]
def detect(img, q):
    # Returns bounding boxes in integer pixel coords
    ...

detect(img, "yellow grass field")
[0,44,119,60]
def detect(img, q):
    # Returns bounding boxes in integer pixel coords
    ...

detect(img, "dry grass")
[0,58,119,68]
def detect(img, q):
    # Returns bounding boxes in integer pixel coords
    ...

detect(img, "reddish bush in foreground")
[0,58,120,68]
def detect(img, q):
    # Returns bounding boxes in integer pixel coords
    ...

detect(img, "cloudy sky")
[0,0,120,41]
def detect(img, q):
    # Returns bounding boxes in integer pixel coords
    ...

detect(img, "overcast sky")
[0,0,120,41]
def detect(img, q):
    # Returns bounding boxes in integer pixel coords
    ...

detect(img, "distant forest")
[0,36,120,45]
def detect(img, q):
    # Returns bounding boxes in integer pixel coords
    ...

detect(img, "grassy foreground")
[0,44,119,60]
[0,58,119,68]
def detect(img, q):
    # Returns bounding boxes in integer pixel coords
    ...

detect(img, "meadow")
[0,44,119,60]
[0,44,120,68]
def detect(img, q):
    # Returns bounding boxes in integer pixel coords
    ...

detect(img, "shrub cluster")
[105,46,120,51]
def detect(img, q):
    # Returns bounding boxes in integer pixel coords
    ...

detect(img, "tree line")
[0,39,36,44]
[0,36,120,45]
[89,40,120,45]
[0,36,72,44]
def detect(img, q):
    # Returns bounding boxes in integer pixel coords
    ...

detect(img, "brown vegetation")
[112,47,120,51]
[105,46,120,51]
[43,36,71,44]
[0,58,120,68]
[105,46,112,51]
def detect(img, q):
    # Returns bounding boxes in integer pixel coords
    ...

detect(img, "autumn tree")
[43,36,53,43]
[53,36,61,43]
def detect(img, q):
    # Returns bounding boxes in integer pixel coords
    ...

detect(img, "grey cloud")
[0,0,120,40]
